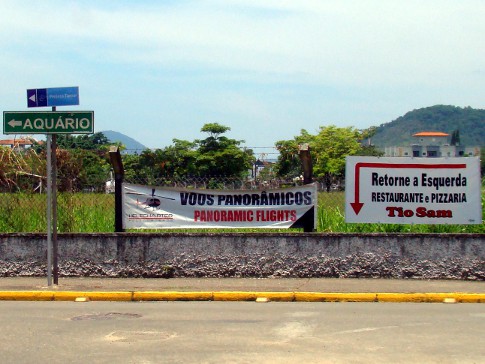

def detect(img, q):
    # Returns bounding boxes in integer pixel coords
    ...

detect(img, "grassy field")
[0,193,114,233]
[317,191,485,233]
[0,191,483,233]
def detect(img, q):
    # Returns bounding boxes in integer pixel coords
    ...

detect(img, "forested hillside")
[370,105,485,147]
[102,130,147,153]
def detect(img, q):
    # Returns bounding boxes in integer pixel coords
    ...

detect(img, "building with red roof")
[0,137,38,150]
[384,131,480,158]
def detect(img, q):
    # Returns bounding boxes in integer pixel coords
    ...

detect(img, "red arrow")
[350,162,467,215]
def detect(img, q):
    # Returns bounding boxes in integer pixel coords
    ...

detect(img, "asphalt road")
[1,301,484,363]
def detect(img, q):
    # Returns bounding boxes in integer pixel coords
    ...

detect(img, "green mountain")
[102,130,147,154]
[370,105,485,148]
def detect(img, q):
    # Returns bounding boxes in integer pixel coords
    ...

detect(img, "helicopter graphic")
[126,188,175,209]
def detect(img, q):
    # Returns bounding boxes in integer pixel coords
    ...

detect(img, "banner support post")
[299,143,315,232]
[109,146,125,232]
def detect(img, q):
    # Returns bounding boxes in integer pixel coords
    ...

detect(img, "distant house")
[0,137,38,150]
[251,159,265,178]
[249,159,276,179]
[384,131,480,158]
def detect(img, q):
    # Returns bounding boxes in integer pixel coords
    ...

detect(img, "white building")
[384,131,480,158]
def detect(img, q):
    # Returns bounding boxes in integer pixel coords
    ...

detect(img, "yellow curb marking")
[443,298,457,304]
[0,291,483,303]
[133,291,213,301]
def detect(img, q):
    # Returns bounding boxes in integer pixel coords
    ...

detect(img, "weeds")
[0,191,483,233]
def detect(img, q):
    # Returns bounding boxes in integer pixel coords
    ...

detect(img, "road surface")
[1,301,484,363]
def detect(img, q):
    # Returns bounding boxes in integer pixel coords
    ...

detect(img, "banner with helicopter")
[122,183,317,229]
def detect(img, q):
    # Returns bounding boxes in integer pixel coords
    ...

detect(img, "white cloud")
[1,0,484,147]
[2,0,484,87]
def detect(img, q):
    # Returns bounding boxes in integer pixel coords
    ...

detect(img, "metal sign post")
[51,107,59,285]
[2,86,94,287]
[45,111,59,286]
[46,135,52,286]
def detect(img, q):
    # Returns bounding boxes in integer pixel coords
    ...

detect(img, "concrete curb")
[0,291,484,303]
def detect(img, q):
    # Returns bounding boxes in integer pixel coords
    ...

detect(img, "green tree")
[274,125,375,190]
[54,132,111,151]
[165,139,198,176]
[357,144,384,157]
[30,132,113,192]
[122,153,146,184]
[194,123,253,177]
[312,126,362,190]
[133,139,198,184]
[359,126,378,141]
[274,129,314,178]
[200,123,231,138]
[124,123,254,182]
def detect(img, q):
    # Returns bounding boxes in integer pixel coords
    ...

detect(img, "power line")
[244,146,278,149]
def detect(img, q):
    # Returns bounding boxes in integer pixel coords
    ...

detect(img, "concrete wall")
[0,233,483,280]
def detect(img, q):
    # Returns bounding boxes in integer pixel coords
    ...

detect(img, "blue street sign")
[27,87,79,107]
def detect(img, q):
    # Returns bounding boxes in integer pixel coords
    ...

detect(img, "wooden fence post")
[299,143,315,232]
[109,146,125,232]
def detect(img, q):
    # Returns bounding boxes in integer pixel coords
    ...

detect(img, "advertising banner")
[345,157,482,224]
[123,183,317,229]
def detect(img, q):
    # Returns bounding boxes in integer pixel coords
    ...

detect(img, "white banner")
[345,157,482,224]
[123,183,317,229]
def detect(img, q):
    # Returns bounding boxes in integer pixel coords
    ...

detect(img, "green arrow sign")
[3,111,94,134]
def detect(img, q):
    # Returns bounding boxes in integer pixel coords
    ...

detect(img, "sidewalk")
[0,277,484,302]
[1,277,484,293]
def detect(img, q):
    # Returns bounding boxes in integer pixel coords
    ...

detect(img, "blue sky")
[1,0,484,155]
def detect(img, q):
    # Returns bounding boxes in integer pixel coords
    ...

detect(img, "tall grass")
[0,193,47,232]
[56,193,114,232]
[0,193,114,233]
[317,191,485,233]
[0,191,483,233]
